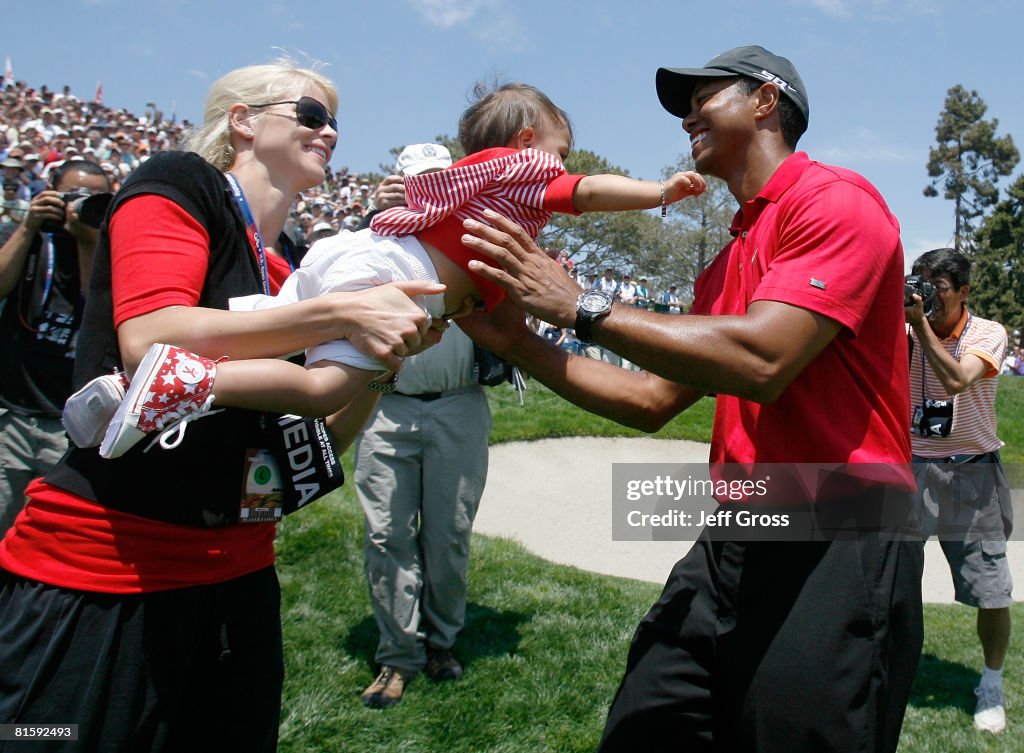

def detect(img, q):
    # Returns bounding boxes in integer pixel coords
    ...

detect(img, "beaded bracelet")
[659,180,667,218]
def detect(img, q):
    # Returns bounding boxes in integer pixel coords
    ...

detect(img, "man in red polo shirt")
[458,46,922,753]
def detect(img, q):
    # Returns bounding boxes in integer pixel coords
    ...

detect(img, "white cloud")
[791,0,947,20]
[903,233,955,270]
[407,0,529,52]
[804,0,852,18]
[815,143,916,164]
[813,126,917,163]
[410,0,487,28]
[187,69,209,81]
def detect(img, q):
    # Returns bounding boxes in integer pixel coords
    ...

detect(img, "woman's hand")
[115,281,446,373]
[335,279,446,369]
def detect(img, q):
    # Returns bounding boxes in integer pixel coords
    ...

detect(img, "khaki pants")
[0,409,67,535]
[354,388,491,671]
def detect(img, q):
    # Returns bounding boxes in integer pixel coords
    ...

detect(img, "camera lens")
[74,192,113,228]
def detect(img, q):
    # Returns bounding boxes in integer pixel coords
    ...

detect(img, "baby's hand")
[665,171,707,202]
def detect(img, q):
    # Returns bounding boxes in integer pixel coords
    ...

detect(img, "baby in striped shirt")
[74,82,707,458]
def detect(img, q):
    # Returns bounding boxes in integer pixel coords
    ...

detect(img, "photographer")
[0,160,111,533]
[905,248,1012,734]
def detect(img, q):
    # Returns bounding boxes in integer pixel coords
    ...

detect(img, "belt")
[912,451,1000,465]
[394,385,480,402]
[402,391,442,402]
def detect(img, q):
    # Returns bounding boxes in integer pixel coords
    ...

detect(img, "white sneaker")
[974,682,1006,733]
[62,371,130,447]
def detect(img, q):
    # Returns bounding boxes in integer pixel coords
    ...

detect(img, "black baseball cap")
[656,45,809,124]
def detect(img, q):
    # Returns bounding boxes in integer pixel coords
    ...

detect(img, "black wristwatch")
[574,290,614,343]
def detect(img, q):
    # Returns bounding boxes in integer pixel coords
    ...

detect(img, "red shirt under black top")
[0,195,293,593]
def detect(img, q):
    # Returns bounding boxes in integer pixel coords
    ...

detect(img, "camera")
[40,190,114,233]
[904,274,937,319]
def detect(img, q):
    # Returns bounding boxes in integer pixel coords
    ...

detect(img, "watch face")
[580,290,612,314]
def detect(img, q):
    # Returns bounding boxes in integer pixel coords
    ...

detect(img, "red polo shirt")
[691,153,912,484]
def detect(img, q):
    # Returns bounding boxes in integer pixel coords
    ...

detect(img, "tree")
[657,154,735,301]
[924,85,1019,253]
[972,173,1024,332]
[540,151,738,299]
[539,149,675,282]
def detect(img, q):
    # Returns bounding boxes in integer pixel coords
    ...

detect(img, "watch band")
[575,311,597,343]
[368,371,399,393]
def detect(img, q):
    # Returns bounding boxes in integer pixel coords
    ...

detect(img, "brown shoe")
[425,646,463,681]
[361,666,413,708]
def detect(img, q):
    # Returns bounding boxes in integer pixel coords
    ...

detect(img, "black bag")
[473,344,514,386]
[48,411,344,527]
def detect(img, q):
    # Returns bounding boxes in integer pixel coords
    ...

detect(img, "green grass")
[484,378,716,444]
[997,375,1024,464]
[276,497,654,753]
[276,378,1024,752]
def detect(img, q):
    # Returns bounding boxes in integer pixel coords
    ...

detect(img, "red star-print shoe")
[62,370,131,448]
[99,343,223,459]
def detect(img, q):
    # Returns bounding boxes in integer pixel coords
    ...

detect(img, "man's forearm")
[501,329,702,431]
[912,321,976,394]
[0,222,35,299]
[588,299,841,404]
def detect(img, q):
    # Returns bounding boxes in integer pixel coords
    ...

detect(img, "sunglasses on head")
[246,96,337,133]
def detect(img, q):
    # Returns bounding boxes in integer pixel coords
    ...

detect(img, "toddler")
[66,82,706,458]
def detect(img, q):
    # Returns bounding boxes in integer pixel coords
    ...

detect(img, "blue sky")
[5,0,1023,268]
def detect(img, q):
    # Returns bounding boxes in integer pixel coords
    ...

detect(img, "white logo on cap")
[423,145,437,157]
[754,69,797,95]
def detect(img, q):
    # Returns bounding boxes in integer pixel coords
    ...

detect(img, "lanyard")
[920,312,972,400]
[279,233,297,272]
[224,172,269,295]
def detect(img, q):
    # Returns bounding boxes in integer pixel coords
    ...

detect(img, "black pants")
[598,533,925,752]
[0,567,283,753]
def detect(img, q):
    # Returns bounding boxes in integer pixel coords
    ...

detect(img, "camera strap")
[920,312,972,401]
[40,234,55,309]
[16,233,54,332]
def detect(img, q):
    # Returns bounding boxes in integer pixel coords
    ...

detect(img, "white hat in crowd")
[395,143,453,176]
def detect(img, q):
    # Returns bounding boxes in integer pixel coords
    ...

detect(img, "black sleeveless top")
[45,152,283,527]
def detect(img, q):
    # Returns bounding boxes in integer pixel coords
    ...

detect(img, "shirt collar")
[943,306,970,341]
[730,151,811,236]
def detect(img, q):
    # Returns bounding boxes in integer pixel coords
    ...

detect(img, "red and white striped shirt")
[370,147,583,309]
[910,308,1007,456]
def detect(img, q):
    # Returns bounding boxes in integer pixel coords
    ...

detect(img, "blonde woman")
[0,60,442,751]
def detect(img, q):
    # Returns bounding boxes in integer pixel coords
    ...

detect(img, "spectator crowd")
[0,79,385,248]
[0,78,689,312]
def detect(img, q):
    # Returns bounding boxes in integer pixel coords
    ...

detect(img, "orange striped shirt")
[909,308,1007,456]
